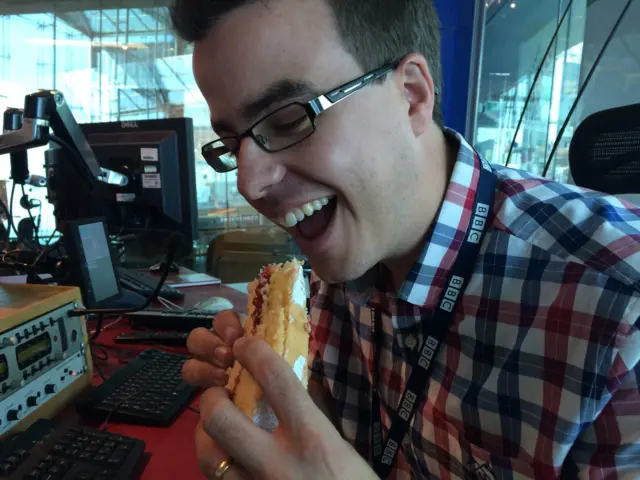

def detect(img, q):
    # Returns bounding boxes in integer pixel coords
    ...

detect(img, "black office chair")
[569,103,640,194]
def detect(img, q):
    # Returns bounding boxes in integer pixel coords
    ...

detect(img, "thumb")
[233,336,321,431]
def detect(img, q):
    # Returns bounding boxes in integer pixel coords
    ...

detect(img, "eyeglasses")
[201,61,402,173]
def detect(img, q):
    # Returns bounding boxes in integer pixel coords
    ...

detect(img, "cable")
[92,313,104,341]
[48,135,88,171]
[92,353,107,382]
[187,406,200,414]
[20,184,40,246]
[48,135,99,198]
[91,341,109,362]
[0,197,24,246]
[8,183,19,241]
[67,232,183,318]
[505,0,575,166]
[89,316,124,336]
[157,296,184,311]
[542,0,635,177]
[99,389,150,431]
[44,229,58,246]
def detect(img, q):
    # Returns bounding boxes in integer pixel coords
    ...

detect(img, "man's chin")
[305,253,371,285]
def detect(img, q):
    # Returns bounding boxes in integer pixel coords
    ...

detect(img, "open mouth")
[278,196,338,241]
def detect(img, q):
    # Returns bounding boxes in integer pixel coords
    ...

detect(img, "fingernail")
[234,336,249,351]
[214,346,230,363]
[223,327,236,344]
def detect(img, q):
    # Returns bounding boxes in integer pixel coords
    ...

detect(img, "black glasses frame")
[202,60,410,172]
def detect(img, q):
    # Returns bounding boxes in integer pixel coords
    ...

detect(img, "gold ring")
[214,457,235,478]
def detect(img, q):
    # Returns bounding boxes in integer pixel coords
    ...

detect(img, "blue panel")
[434,0,475,136]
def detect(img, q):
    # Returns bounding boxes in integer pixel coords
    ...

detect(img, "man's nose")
[235,138,286,201]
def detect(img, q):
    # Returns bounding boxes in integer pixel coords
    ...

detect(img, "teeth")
[278,196,333,228]
[284,212,297,228]
[302,203,314,216]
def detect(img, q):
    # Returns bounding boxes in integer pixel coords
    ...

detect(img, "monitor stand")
[109,289,148,309]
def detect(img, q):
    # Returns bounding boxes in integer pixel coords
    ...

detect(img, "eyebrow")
[211,79,317,134]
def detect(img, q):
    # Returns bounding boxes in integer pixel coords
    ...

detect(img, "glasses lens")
[253,104,314,151]
[202,139,238,172]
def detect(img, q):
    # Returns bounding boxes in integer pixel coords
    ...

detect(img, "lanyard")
[371,164,496,479]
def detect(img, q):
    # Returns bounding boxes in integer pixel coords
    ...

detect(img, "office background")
[0,0,638,261]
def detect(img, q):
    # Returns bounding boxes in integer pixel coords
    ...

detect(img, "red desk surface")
[57,282,248,479]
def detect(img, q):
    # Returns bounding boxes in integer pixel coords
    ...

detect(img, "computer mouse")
[194,296,234,313]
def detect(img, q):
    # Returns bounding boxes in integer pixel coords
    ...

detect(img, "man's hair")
[169,0,444,128]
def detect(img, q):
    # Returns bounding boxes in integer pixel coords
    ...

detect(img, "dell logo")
[121,121,138,128]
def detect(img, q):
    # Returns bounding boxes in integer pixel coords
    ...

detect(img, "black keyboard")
[126,309,215,331]
[0,418,144,479]
[76,349,197,427]
[117,267,184,301]
[113,331,189,346]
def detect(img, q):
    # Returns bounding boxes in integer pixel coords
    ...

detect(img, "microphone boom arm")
[0,90,127,187]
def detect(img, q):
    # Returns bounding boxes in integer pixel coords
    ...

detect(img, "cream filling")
[290,262,307,313]
[292,355,306,381]
[278,196,333,228]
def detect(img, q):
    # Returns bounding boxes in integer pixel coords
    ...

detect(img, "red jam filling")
[251,267,272,334]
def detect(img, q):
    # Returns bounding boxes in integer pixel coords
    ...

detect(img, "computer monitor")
[64,217,123,308]
[78,118,198,260]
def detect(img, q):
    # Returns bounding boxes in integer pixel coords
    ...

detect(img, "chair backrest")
[206,227,307,284]
[569,103,640,194]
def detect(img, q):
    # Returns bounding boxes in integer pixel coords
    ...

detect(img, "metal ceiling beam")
[55,11,93,38]
[0,0,169,16]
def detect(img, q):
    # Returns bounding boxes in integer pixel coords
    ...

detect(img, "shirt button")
[404,335,417,349]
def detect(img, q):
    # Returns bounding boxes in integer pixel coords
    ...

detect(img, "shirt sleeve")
[564,327,640,479]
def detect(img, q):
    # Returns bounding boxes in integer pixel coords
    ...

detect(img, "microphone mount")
[0,90,129,188]
[0,90,129,233]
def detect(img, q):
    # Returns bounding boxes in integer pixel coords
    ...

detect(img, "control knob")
[0,337,14,349]
[27,396,38,407]
[44,384,56,395]
[7,409,19,422]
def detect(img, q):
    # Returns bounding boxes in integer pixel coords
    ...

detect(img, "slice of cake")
[226,259,309,430]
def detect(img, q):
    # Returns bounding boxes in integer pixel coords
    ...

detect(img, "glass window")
[0,3,275,254]
[474,0,640,185]
[474,0,586,182]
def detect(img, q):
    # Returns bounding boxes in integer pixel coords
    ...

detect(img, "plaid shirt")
[308,130,640,480]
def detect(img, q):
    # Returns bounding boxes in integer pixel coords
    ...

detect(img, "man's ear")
[397,54,436,137]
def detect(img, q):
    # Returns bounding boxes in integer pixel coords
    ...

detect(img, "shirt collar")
[345,129,488,308]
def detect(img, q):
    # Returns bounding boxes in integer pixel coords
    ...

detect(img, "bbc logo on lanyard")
[468,202,490,244]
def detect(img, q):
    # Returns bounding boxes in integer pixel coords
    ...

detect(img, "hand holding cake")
[182,261,377,479]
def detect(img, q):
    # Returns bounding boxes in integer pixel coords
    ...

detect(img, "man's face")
[193,0,438,283]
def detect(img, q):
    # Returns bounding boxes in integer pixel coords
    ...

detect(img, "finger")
[187,328,234,368]
[233,337,322,432]
[199,386,279,473]
[195,422,249,480]
[212,310,246,344]
[182,359,229,388]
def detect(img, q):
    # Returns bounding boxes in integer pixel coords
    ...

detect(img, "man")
[172,0,640,478]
